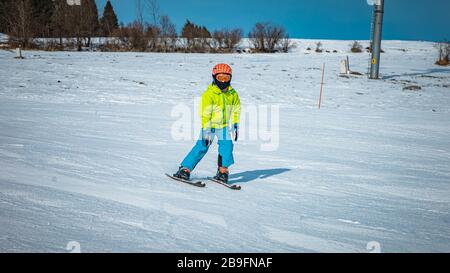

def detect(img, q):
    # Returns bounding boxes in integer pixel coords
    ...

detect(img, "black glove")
[205,135,211,146]
[233,123,239,141]
[203,128,215,147]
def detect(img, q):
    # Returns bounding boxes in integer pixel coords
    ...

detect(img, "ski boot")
[174,167,190,181]
[214,167,229,184]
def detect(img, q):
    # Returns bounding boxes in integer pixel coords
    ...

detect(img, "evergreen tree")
[181,20,211,51]
[50,0,70,46]
[0,0,12,33]
[31,0,54,37]
[80,0,99,46]
[181,20,211,39]
[201,26,211,38]
[181,20,193,38]
[100,0,118,36]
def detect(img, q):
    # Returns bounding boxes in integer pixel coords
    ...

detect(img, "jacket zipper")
[222,92,227,128]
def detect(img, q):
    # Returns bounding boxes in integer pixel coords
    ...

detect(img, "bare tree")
[315,41,323,53]
[435,42,450,66]
[133,0,168,52]
[159,15,177,51]
[280,35,293,53]
[135,0,161,28]
[350,41,363,53]
[212,30,225,51]
[0,0,10,34]
[212,28,243,52]
[266,24,285,52]
[133,0,150,51]
[249,23,266,52]
[144,0,160,27]
[5,0,34,48]
[249,22,287,53]
[146,23,160,51]
[135,0,144,26]
[106,24,129,51]
[224,28,242,52]
[128,21,147,51]
[16,0,34,46]
[0,0,13,35]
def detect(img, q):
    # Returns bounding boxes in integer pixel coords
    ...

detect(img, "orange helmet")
[212,63,232,76]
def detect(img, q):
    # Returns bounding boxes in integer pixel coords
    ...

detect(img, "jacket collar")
[208,84,234,94]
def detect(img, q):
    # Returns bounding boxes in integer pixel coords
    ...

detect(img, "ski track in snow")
[0,40,450,252]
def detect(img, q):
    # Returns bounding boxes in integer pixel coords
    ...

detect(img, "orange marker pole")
[318,63,325,109]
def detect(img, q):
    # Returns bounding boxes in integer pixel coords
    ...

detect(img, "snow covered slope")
[0,40,449,252]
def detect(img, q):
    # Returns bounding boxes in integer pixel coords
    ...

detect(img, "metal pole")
[318,63,325,109]
[370,0,384,79]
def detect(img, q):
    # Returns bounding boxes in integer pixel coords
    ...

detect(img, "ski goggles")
[215,73,231,82]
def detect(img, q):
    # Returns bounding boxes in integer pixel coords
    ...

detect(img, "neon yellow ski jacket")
[200,84,241,130]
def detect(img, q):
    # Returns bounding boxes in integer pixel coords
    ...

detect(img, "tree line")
[0,0,292,53]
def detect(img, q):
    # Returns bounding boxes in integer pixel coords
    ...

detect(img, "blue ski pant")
[181,128,234,171]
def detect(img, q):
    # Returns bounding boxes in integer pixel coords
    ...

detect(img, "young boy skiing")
[173,63,241,184]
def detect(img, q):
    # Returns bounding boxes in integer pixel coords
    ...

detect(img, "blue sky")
[95,0,450,41]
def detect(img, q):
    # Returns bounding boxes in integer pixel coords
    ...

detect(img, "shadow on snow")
[228,168,291,184]
[383,68,450,79]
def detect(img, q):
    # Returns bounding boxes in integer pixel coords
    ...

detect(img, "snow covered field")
[0,40,449,252]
